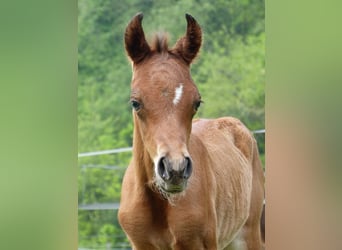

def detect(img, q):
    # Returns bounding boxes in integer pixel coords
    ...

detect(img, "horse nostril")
[157,157,171,181]
[183,157,192,179]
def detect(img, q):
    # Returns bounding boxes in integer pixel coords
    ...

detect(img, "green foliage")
[78,210,129,249]
[194,34,265,128]
[78,0,265,248]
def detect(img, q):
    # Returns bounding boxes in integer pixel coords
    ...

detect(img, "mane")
[150,32,170,53]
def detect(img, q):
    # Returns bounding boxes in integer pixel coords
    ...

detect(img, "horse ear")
[172,14,202,65]
[124,13,151,64]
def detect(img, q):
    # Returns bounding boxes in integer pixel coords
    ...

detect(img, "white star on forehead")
[173,84,183,105]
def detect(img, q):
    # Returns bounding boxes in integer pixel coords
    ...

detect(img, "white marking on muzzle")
[173,84,183,105]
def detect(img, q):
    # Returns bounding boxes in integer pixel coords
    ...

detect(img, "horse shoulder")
[119,163,151,234]
[192,117,255,162]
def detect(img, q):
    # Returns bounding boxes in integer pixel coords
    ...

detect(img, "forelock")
[150,32,169,53]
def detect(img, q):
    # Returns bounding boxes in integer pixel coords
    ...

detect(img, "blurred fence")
[78,129,265,159]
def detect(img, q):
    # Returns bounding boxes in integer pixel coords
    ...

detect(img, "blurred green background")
[78,0,264,249]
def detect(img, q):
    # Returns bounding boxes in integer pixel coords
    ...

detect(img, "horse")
[118,13,265,250]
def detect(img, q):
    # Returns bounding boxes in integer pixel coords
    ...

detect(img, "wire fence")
[78,129,265,158]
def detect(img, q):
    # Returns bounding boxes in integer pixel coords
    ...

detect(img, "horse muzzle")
[156,156,193,193]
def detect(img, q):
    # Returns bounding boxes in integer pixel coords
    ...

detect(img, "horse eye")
[194,100,202,111]
[131,100,141,111]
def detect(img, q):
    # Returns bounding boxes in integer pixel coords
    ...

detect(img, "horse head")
[124,13,202,195]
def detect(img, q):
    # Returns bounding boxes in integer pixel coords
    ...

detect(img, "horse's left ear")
[172,14,202,65]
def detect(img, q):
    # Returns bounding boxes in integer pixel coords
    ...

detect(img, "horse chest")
[119,199,213,249]
[120,203,174,248]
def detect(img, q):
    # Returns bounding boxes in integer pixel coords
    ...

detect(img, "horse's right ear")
[124,13,151,64]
